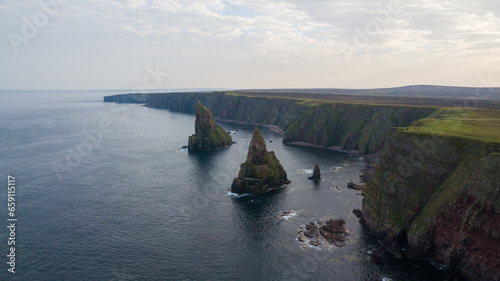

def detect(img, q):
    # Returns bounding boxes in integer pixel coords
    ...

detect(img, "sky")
[1,0,500,90]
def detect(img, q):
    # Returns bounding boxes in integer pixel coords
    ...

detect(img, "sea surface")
[0,91,446,280]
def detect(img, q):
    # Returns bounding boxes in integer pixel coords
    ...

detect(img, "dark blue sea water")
[0,91,446,280]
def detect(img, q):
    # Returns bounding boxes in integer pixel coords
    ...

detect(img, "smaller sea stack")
[308,163,321,182]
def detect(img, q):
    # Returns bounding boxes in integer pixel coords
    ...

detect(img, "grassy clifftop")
[398,108,500,144]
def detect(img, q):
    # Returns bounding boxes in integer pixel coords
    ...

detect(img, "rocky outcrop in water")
[308,163,321,182]
[188,101,233,152]
[231,126,290,195]
[362,130,500,281]
[298,218,350,247]
[347,182,364,190]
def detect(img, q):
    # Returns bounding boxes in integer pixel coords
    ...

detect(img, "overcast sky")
[1,0,499,90]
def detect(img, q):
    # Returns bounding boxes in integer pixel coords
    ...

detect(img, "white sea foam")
[226,192,251,198]
[280,211,297,220]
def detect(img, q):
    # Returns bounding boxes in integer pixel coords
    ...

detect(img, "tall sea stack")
[231,126,290,195]
[188,101,233,152]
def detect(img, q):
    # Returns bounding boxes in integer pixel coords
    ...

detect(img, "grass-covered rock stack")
[231,126,290,195]
[188,101,233,152]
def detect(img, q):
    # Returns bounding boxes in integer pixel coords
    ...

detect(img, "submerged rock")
[352,209,364,223]
[279,210,297,220]
[231,126,290,195]
[308,163,321,182]
[297,218,351,247]
[188,101,234,152]
[347,182,364,190]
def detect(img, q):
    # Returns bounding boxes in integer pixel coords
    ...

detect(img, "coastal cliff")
[283,103,434,154]
[188,101,233,151]
[105,92,435,154]
[104,91,500,279]
[146,92,307,130]
[362,129,500,280]
[103,93,147,103]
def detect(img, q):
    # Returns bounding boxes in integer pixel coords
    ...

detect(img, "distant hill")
[237,85,500,101]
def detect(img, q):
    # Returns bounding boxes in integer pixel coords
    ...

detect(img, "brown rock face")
[245,126,268,165]
[188,101,233,151]
[308,163,321,181]
[298,218,350,247]
[410,194,500,281]
[362,130,500,280]
[320,218,348,247]
[231,126,290,195]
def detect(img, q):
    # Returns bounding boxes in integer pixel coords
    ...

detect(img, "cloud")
[0,0,499,90]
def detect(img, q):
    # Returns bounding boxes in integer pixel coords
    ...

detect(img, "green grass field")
[226,90,500,109]
[225,90,500,144]
[398,108,500,144]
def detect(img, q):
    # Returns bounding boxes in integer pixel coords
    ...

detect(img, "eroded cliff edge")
[104,92,435,154]
[362,129,500,280]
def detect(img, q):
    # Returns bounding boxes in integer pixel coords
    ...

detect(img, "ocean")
[0,91,446,280]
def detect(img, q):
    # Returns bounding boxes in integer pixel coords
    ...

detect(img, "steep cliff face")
[105,92,437,154]
[283,103,435,154]
[362,130,500,280]
[147,92,307,129]
[103,93,147,103]
[231,126,290,195]
[188,101,233,151]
